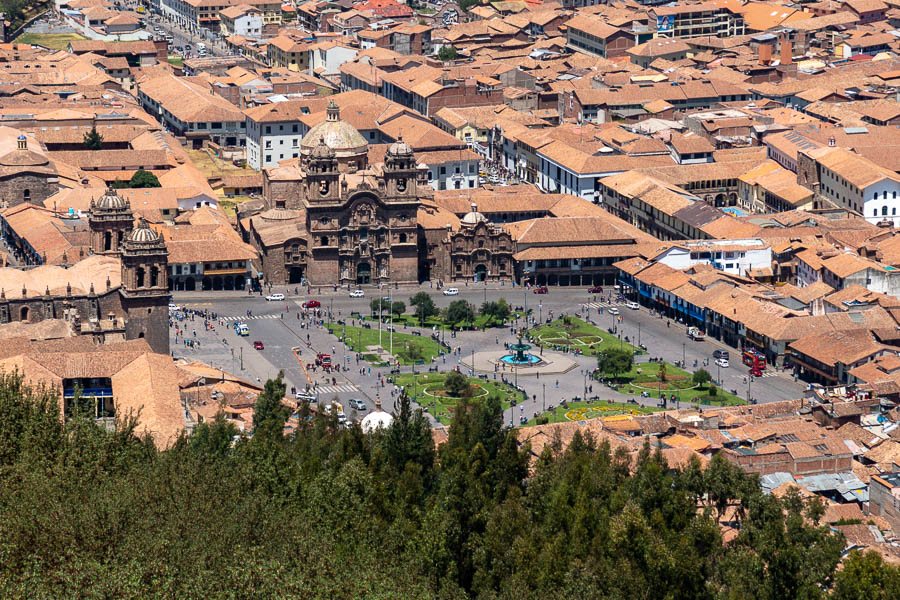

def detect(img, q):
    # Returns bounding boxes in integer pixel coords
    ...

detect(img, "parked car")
[443,287,459,296]
[715,358,729,368]
[266,293,285,301]
[349,289,365,298]
[303,300,321,308]
[348,398,367,411]
[713,349,729,360]
[588,286,603,293]
[253,340,264,350]
[608,307,620,315]
[625,301,640,310]
[533,285,549,294]
[168,303,180,311]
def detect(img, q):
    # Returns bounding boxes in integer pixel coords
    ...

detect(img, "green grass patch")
[527,316,637,357]
[14,32,87,50]
[168,56,184,67]
[328,324,444,365]
[600,362,745,407]
[391,372,521,425]
[527,400,661,425]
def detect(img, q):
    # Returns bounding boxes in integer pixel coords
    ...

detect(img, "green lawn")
[527,316,637,357]
[391,372,522,425]
[327,324,444,365]
[598,362,745,407]
[168,56,184,67]
[14,32,87,50]
[527,400,662,425]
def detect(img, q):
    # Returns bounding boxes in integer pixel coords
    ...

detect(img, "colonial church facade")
[0,188,170,354]
[248,101,429,286]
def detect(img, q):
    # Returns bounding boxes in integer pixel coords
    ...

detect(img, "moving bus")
[742,349,766,370]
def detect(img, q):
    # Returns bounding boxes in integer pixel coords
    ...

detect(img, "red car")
[588,286,603,293]
[303,300,321,309]
[533,286,549,294]
[253,340,264,350]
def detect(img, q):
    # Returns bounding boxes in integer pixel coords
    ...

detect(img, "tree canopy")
[0,371,881,599]
[83,125,103,150]
[410,291,438,325]
[597,347,634,380]
[446,300,476,326]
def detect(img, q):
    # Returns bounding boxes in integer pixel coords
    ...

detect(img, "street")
[172,284,807,428]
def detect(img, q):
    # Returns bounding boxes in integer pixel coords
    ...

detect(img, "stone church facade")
[0,189,169,354]
[249,101,429,286]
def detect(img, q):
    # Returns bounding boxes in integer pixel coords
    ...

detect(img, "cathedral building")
[0,188,169,354]
[248,101,429,286]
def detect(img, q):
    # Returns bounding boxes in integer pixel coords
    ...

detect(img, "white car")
[265,293,285,301]
[168,303,180,311]
[608,307,620,315]
[442,288,459,296]
[625,301,639,310]
[349,289,365,298]
[715,358,730,368]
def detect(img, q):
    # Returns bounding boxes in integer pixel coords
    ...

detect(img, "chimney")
[828,137,836,147]
[759,43,772,66]
[780,42,792,65]
[16,135,26,150]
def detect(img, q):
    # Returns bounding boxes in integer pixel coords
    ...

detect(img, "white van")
[442,287,459,296]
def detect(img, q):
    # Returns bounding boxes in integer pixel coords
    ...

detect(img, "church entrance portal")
[357,262,371,285]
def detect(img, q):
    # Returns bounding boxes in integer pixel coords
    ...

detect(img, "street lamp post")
[539,303,542,324]
[638,322,641,347]
[682,343,686,368]
[542,382,546,412]
[747,375,752,404]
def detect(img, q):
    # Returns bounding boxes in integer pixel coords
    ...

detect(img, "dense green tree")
[437,45,459,62]
[597,347,633,380]
[480,298,511,324]
[446,300,475,327]
[832,550,900,600]
[128,169,161,188]
[0,370,859,599]
[410,291,438,325]
[370,297,390,316]
[252,372,288,433]
[391,300,406,318]
[693,368,712,386]
[83,125,104,150]
[444,371,470,397]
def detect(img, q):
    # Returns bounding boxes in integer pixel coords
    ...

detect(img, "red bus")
[742,349,767,370]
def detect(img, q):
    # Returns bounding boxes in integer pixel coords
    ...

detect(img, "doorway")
[289,267,304,284]
[474,264,487,282]
[357,262,371,285]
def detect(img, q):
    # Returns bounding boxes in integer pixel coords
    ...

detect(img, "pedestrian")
[555,380,559,389]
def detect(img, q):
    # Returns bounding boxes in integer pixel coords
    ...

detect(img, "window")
[320,236,328,246]
[469,164,475,173]
[359,228,368,241]
[211,122,222,129]
[399,233,407,243]
[197,122,207,129]
[265,126,271,134]
[265,140,272,149]
[265,155,271,163]
[883,206,889,216]
[23,189,30,202]
[292,124,298,133]
[440,166,446,175]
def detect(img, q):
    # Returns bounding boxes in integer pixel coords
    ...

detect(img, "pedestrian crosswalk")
[221,314,281,321]
[583,301,628,311]
[305,383,358,395]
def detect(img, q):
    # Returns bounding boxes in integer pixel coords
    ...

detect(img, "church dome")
[361,402,394,433]
[128,219,160,244]
[95,187,128,210]
[0,135,50,167]
[387,134,413,158]
[461,202,487,225]
[300,100,367,158]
